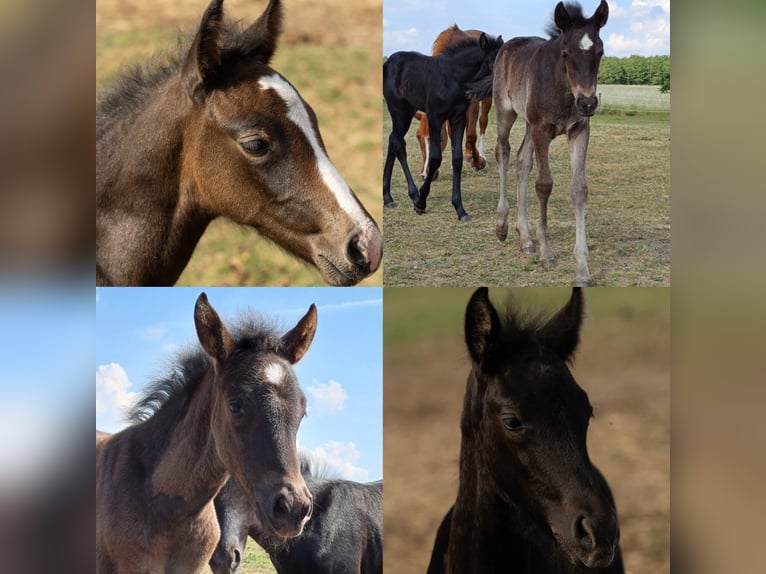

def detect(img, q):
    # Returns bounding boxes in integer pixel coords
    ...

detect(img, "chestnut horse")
[493,1,609,286]
[96,293,316,573]
[96,0,381,286]
[415,26,494,179]
[427,287,623,573]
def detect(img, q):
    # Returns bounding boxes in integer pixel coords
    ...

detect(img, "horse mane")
[127,312,281,424]
[544,1,586,39]
[437,35,484,59]
[298,448,337,480]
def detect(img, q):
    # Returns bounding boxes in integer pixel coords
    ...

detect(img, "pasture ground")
[96,0,382,286]
[383,88,670,286]
[383,287,670,574]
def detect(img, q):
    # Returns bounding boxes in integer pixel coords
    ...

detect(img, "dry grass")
[382,107,670,286]
[96,0,382,286]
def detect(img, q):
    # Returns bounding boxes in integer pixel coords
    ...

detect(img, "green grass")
[236,543,276,574]
[382,102,670,287]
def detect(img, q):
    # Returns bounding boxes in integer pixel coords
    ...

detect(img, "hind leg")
[414,114,446,214]
[465,101,485,170]
[531,127,556,267]
[495,105,516,242]
[567,121,592,286]
[449,111,470,221]
[385,104,420,206]
[478,97,492,161]
[515,127,535,254]
[416,113,429,179]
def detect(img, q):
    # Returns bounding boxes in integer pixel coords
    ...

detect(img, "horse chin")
[314,254,366,286]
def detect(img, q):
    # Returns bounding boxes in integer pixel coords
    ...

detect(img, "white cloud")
[96,363,138,430]
[312,441,368,480]
[388,27,420,48]
[307,380,347,414]
[140,324,166,341]
[607,1,629,19]
[602,0,670,56]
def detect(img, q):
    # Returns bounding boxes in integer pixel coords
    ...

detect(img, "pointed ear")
[194,292,234,363]
[538,287,585,363]
[465,288,501,367]
[553,1,570,32]
[479,32,488,50]
[279,304,317,364]
[593,0,609,29]
[183,0,225,100]
[240,0,283,64]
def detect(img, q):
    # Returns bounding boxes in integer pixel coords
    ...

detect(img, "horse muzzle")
[575,93,599,117]
[266,483,313,538]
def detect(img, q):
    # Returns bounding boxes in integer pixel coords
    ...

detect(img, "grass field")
[384,287,670,574]
[598,84,671,114]
[239,544,276,574]
[383,86,670,287]
[97,0,383,286]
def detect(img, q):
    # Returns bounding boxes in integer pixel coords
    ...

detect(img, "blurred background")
[384,287,670,574]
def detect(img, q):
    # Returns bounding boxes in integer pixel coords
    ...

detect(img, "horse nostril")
[231,549,241,570]
[346,233,370,268]
[273,494,291,520]
[574,515,597,550]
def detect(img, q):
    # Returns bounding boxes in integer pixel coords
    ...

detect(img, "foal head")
[182,0,381,285]
[551,0,609,116]
[194,293,314,538]
[463,288,619,568]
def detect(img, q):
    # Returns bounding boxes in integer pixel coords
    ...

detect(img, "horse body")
[97,0,381,286]
[96,293,318,573]
[211,451,383,574]
[383,33,503,221]
[416,26,495,178]
[428,287,623,574]
[493,0,609,285]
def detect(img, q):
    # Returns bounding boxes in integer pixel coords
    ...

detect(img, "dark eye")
[240,138,270,157]
[561,50,569,60]
[228,398,243,416]
[502,415,524,432]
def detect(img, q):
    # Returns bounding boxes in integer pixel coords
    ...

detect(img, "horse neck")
[448,371,528,573]
[97,75,212,285]
[444,46,488,84]
[146,367,228,515]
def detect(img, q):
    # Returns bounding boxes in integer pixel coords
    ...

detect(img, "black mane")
[544,1,586,38]
[127,312,281,424]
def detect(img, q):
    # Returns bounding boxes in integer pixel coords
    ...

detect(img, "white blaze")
[257,74,374,230]
[579,33,594,51]
[264,362,285,386]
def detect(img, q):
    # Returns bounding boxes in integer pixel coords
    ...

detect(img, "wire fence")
[597,84,670,115]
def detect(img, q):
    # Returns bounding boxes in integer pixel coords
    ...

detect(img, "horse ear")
[553,1,570,31]
[593,0,609,29]
[183,0,225,99]
[194,292,234,363]
[240,0,283,64]
[279,304,318,364]
[479,32,488,50]
[465,287,501,366]
[538,288,584,363]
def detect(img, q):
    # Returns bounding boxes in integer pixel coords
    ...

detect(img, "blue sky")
[96,287,382,481]
[384,0,670,57]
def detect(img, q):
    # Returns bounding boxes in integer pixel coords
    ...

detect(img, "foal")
[97,0,381,286]
[493,1,609,285]
[96,293,316,573]
[427,288,623,573]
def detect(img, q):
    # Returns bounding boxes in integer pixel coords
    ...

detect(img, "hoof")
[459,214,471,223]
[413,206,426,215]
[541,258,557,269]
[474,158,487,171]
[496,228,508,242]
[384,201,397,209]
[521,245,535,255]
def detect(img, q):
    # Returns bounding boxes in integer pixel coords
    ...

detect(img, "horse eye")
[502,416,524,431]
[561,50,569,60]
[240,138,269,156]
[228,398,243,416]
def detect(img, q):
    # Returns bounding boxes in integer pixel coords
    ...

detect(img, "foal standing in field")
[427,288,623,573]
[96,293,316,573]
[96,0,381,286]
[493,0,609,286]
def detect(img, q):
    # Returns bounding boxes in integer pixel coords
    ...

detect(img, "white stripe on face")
[264,362,285,386]
[579,33,594,51]
[257,74,374,231]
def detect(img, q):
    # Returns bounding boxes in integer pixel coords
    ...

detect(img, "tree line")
[598,55,670,93]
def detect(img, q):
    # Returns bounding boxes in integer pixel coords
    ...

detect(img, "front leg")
[449,112,470,221]
[414,115,445,214]
[568,121,592,286]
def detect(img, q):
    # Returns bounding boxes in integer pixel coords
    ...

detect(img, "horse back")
[383,52,462,113]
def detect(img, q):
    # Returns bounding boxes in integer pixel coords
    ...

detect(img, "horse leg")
[387,107,420,206]
[567,121,592,286]
[478,98,492,161]
[414,115,445,214]
[494,106,516,241]
[449,112,469,221]
[382,136,398,208]
[416,112,429,179]
[465,101,485,170]
[531,127,556,268]
[515,127,536,254]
